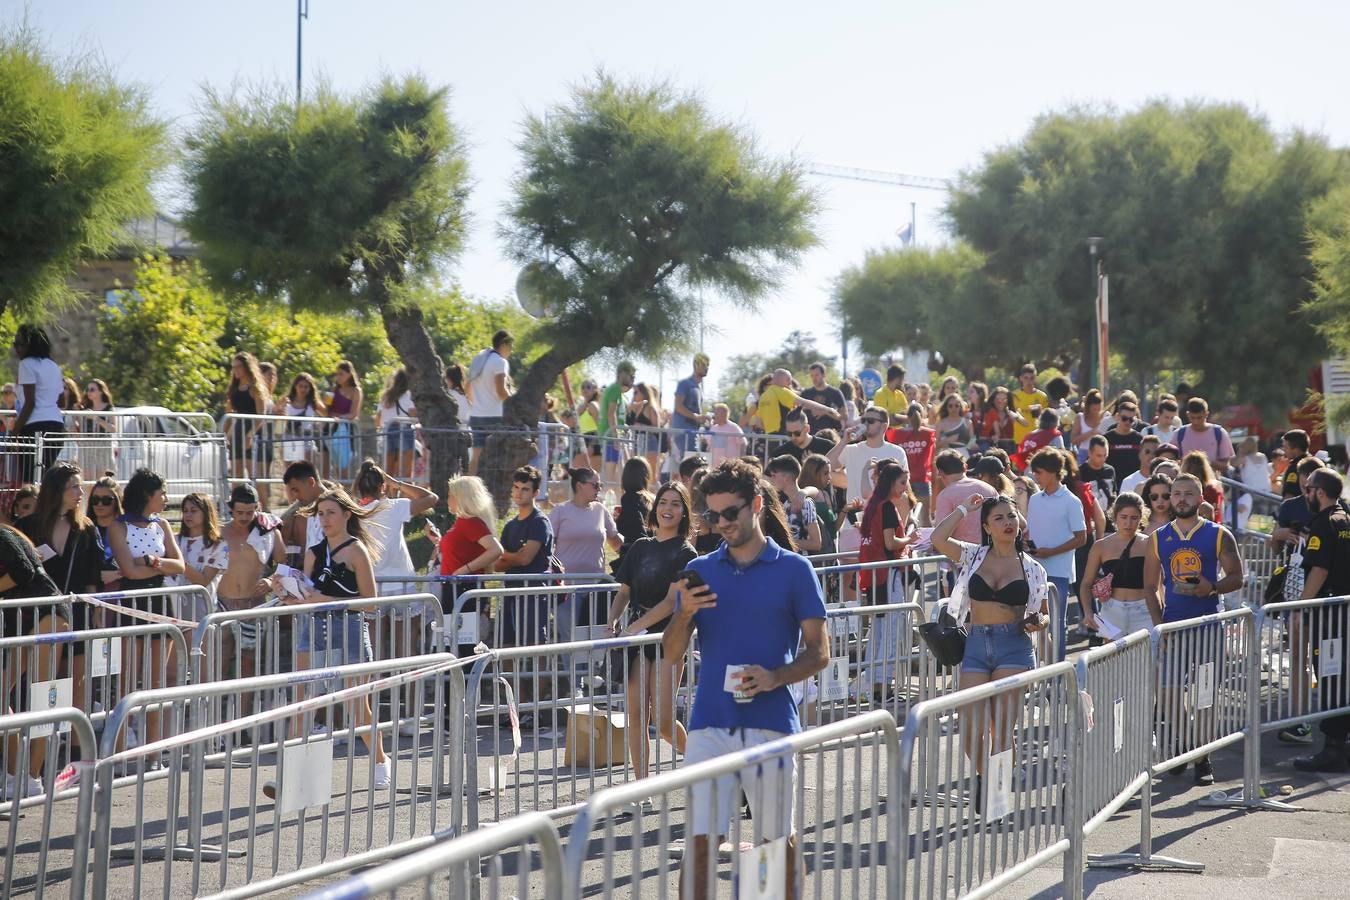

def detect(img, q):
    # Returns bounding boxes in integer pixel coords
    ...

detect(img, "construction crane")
[807,164,950,193]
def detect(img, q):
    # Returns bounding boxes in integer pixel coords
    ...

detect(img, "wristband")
[955,506,969,518]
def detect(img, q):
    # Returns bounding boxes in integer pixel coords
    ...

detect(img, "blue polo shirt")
[685,538,827,734]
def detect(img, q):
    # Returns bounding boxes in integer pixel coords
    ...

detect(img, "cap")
[1154,443,1180,458]
[971,456,1006,478]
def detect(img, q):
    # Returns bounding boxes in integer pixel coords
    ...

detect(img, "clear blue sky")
[13,0,1350,401]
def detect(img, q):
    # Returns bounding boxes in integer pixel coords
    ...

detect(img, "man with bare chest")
[217,484,287,681]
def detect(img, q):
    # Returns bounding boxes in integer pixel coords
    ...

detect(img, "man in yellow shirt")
[872,364,909,421]
[755,369,836,435]
[1011,363,1047,445]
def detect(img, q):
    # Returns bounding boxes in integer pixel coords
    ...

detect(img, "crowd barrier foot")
[111,842,246,863]
[1087,852,1206,874]
[1194,788,1304,812]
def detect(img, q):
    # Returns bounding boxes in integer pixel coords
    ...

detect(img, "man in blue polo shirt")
[663,459,828,900]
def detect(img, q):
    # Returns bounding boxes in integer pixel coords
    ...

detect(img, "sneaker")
[372,761,391,790]
[1193,756,1215,786]
[2,773,44,801]
[1278,724,1314,745]
[54,762,90,793]
[1292,743,1350,774]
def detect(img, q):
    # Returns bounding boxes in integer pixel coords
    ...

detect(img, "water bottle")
[604,488,616,512]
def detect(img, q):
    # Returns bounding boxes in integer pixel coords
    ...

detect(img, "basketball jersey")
[1152,518,1222,623]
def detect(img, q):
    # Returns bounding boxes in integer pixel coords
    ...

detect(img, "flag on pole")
[896,222,914,246]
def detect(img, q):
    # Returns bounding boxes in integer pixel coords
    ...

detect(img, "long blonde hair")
[445,475,497,534]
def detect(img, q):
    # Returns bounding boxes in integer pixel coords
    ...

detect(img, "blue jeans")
[961,622,1037,674]
[1047,576,1070,662]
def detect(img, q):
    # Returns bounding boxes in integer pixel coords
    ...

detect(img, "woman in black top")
[1,522,65,793]
[273,488,391,790]
[224,352,269,484]
[606,481,696,779]
[17,463,104,716]
[610,457,653,572]
[1079,492,1152,639]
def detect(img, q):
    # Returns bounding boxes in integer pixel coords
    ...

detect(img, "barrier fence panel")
[220,412,376,494]
[445,583,621,666]
[38,431,228,507]
[803,601,929,729]
[0,437,39,517]
[299,810,565,900]
[1254,596,1350,732]
[898,660,1083,900]
[0,596,76,640]
[464,632,690,830]
[0,622,189,743]
[1,707,97,900]
[1077,631,1204,875]
[189,593,440,702]
[564,709,900,899]
[89,654,468,900]
[1236,528,1281,608]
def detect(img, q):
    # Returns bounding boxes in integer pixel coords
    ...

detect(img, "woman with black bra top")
[931,492,1050,812]
[1079,491,1154,638]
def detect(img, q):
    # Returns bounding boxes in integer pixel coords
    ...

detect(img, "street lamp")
[1087,237,1103,389]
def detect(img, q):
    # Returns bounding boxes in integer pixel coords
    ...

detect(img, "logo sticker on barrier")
[1113,698,1125,753]
[737,835,786,900]
[985,749,1012,819]
[28,679,73,737]
[90,637,122,678]
[826,604,860,638]
[1321,638,1342,679]
[819,657,849,703]
[277,737,333,814]
[1195,662,1215,710]
[444,612,478,646]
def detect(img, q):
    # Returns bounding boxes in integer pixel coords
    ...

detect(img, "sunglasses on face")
[1149,493,1169,502]
[787,429,805,438]
[863,417,886,425]
[91,495,116,506]
[700,502,749,526]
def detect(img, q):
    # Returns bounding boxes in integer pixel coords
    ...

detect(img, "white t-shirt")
[1145,420,1183,444]
[449,389,470,430]
[362,497,414,578]
[16,357,64,425]
[169,535,228,619]
[1027,485,1086,581]
[1119,469,1147,497]
[378,391,415,427]
[467,349,509,418]
[839,440,909,503]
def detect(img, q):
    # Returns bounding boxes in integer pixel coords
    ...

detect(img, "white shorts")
[1098,598,1154,637]
[684,727,795,840]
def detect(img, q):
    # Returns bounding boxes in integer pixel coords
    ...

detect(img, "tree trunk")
[372,274,464,512]
[481,343,597,512]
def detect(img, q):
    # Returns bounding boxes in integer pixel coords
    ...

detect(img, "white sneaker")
[372,761,391,790]
[2,773,44,801]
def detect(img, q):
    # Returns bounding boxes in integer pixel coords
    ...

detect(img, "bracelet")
[955,506,969,518]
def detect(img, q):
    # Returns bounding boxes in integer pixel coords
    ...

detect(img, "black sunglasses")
[863,417,886,425]
[700,502,750,525]
[1149,493,1169,502]
[90,495,116,506]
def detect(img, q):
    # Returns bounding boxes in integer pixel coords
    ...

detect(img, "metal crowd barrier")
[1077,631,1205,875]
[0,596,76,640]
[812,553,948,608]
[189,593,439,690]
[36,431,228,506]
[1,622,189,739]
[1219,474,1281,533]
[444,583,620,658]
[898,660,1082,900]
[564,709,901,898]
[89,654,468,900]
[299,810,565,900]
[1236,528,1281,607]
[464,632,688,829]
[0,707,98,900]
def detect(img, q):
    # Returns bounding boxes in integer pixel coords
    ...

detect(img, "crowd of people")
[4,323,1350,889]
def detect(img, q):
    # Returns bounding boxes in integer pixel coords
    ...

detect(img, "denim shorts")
[383,422,416,453]
[468,416,503,449]
[961,621,1036,674]
[297,613,374,665]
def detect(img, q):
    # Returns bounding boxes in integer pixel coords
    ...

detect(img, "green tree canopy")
[182,76,472,501]
[493,72,819,498]
[0,26,166,316]
[835,101,1350,414]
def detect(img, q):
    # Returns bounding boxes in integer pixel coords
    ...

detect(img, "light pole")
[1087,237,1103,389]
[296,0,310,107]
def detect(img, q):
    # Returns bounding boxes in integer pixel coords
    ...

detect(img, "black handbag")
[918,607,967,668]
